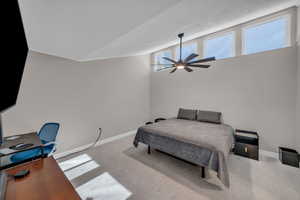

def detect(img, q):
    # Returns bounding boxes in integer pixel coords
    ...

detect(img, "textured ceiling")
[18,0,299,61]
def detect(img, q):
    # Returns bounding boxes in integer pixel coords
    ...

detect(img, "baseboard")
[260,149,278,159]
[54,130,136,159]
[96,130,137,146]
[54,130,279,161]
[54,143,92,159]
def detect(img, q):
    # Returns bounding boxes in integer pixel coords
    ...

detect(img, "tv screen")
[1,0,28,112]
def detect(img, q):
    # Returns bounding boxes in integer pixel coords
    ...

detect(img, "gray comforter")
[133,118,234,187]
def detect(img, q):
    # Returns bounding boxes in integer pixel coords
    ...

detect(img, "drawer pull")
[245,147,248,153]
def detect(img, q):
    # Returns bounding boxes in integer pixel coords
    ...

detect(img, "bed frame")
[147,145,206,178]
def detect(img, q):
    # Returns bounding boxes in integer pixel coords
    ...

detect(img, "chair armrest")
[42,141,57,147]
[42,142,57,157]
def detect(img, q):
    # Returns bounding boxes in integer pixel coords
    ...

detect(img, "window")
[242,16,290,55]
[151,12,293,62]
[203,32,235,59]
[153,50,172,71]
[175,43,197,61]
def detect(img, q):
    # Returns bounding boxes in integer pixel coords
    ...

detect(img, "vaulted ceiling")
[19,0,299,61]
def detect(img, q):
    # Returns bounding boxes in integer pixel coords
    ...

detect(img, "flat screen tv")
[0,0,28,143]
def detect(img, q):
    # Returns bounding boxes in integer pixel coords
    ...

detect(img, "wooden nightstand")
[234,129,259,160]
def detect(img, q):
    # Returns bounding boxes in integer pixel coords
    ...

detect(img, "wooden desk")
[1,133,42,151]
[4,157,80,200]
[0,133,44,170]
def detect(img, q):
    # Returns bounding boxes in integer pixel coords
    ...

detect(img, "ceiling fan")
[154,33,215,73]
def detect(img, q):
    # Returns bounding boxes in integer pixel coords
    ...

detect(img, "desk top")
[4,157,81,200]
[0,133,42,157]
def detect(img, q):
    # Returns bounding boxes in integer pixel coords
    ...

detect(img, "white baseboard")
[54,143,92,159]
[260,149,278,159]
[54,130,136,159]
[97,130,137,146]
[54,129,280,161]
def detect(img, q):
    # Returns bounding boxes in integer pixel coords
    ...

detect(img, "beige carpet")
[58,135,300,200]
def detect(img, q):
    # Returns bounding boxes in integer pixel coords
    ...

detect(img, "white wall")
[297,45,300,152]
[2,34,299,154]
[296,6,300,152]
[151,47,298,152]
[2,51,151,153]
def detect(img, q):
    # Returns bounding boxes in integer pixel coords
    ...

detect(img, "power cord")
[58,128,102,159]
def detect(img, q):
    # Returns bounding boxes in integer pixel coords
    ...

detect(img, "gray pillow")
[197,110,222,124]
[177,108,197,120]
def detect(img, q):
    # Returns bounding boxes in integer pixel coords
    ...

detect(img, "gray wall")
[2,51,151,153]
[297,45,300,152]
[2,46,298,154]
[296,7,300,152]
[151,47,298,152]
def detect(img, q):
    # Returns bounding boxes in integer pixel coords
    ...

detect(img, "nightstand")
[279,147,299,168]
[234,129,259,160]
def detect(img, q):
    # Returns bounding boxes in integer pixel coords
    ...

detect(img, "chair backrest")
[38,122,60,143]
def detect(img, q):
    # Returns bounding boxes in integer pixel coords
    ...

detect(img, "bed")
[133,109,234,187]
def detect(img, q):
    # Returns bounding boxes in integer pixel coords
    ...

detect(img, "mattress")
[133,118,234,187]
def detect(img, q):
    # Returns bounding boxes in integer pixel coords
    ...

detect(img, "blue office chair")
[10,122,60,163]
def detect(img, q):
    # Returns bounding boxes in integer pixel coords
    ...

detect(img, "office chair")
[10,122,60,163]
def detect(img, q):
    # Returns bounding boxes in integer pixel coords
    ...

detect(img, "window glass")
[153,50,172,71]
[175,43,198,61]
[243,17,289,55]
[203,32,235,59]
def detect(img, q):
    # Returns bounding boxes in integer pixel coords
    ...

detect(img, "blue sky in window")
[175,43,197,61]
[244,18,286,54]
[204,33,234,59]
[155,51,172,64]
[154,51,172,71]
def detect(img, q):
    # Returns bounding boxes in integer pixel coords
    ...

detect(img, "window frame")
[203,31,236,60]
[151,9,295,71]
[153,49,173,72]
[241,14,291,55]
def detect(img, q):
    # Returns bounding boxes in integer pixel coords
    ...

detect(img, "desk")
[4,157,81,200]
[0,133,44,170]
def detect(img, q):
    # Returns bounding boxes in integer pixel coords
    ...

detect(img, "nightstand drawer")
[234,142,258,160]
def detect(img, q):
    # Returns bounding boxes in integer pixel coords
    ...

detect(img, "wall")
[296,6,300,152]
[151,47,298,152]
[2,51,151,153]
[297,45,300,152]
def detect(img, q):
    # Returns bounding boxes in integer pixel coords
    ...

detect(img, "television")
[0,0,28,143]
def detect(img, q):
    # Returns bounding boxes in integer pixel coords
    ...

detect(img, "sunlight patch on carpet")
[59,154,93,171]
[64,160,100,180]
[76,172,132,200]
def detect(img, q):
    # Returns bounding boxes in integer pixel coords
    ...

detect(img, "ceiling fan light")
[177,65,185,69]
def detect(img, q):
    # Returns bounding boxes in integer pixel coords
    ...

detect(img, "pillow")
[197,110,222,124]
[177,108,197,120]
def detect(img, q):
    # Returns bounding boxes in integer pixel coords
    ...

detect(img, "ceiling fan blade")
[187,64,210,68]
[157,67,175,71]
[169,68,177,73]
[162,57,177,64]
[187,57,216,64]
[184,67,193,72]
[183,53,199,63]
